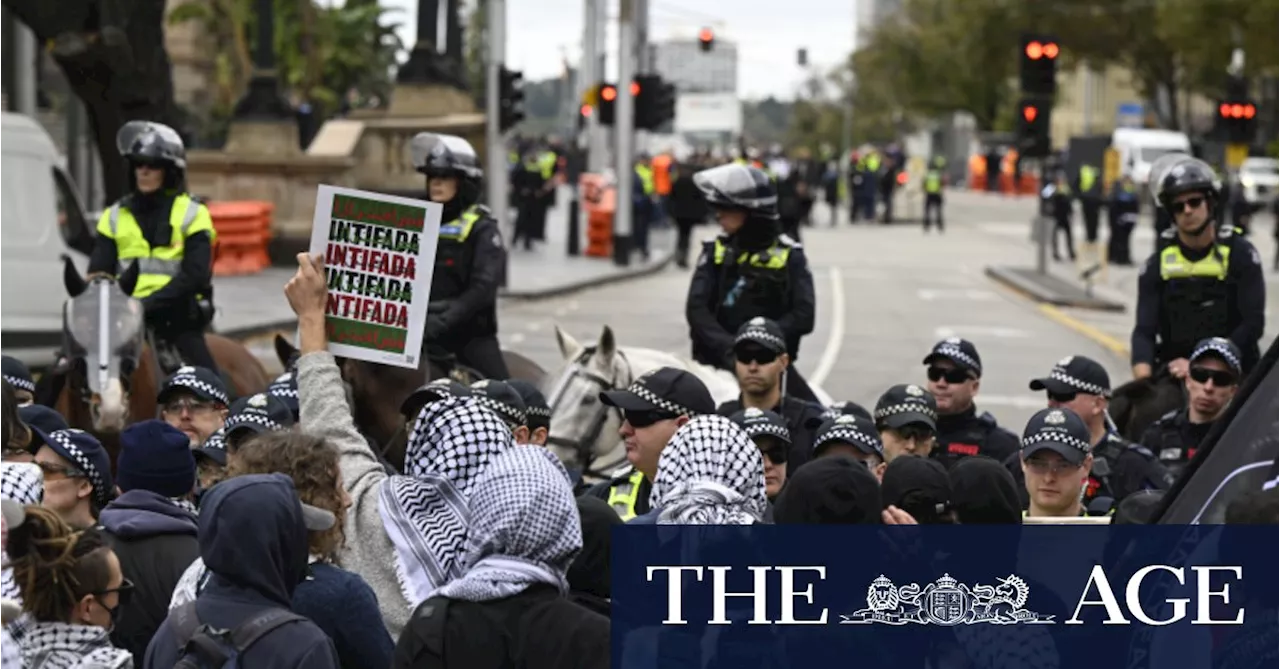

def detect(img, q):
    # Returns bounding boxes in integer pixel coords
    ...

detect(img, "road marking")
[810,266,845,388]
[977,394,1047,409]
[934,325,1031,339]
[1036,304,1131,358]
[917,288,997,301]
[526,321,544,332]
[508,332,526,345]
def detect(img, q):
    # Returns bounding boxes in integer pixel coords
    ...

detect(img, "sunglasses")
[1047,389,1080,403]
[623,409,678,428]
[1189,367,1237,387]
[94,578,135,606]
[1024,458,1082,475]
[1171,196,1204,213]
[927,366,972,384]
[162,398,219,415]
[735,348,779,366]
[890,424,935,442]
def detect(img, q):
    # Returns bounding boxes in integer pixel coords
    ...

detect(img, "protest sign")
[308,185,442,368]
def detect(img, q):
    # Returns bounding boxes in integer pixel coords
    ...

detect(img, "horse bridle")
[544,345,633,480]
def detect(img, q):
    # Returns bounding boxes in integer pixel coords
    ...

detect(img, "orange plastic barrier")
[579,174,616,258]
[208,201,273,276]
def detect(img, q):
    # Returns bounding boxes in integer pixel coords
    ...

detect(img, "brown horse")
[1108,374,1187,442]
[51,256,271,472]
[273,334,546,470]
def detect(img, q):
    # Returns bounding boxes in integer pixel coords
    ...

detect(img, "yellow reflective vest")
[711,238,791,269]
[96,194,216,298]
[635,164,655,195]
[606,469,646,521]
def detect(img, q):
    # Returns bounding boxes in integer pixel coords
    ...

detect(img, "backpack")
[169,601,309,669]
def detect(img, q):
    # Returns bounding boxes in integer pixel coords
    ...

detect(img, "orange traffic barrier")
[580,174,616,258]
[208,201,273,276]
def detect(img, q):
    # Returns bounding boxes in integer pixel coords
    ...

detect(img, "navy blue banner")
[611,525,1278,669]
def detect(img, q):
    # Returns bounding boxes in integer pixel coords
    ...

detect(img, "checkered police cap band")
[3,375,34,394]
[820,427,883,454]
[875,403,938,422]
[49,431,110,507]
[743,421,789,441]
[168,373,229,405]
[476,396,528,427]
[935,344,981,373]
[1022,430,1091,455]
[1047,367,1109,397]
[525,405,552,419]
[628,382,694,417]
[735,327,786,352]
[226,412,285,433]
[1193,339,1242,372]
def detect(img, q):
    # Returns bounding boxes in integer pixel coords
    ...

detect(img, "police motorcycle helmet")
[409,132,484,206]
[692,162,779,221]
[116,120,188,191]
[1149,153,1221,215]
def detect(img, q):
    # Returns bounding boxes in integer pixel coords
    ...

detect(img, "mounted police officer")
[685,163,819,404]
[87,121,219,373]
[409,132,509,380]
[1132,156,1266,381]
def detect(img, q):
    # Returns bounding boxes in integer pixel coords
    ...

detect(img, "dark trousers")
[1052,215,1076,260]
[923,193,944,231]
[674,218,699,267]
[632,203,651,257]
[157,325,219,376]
[1081,200,1102,242]
[458,334,509,380]
[1107,214,1136,265]
[785,363,820,405]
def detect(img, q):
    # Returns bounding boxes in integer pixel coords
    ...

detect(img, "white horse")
[542,324,837,483]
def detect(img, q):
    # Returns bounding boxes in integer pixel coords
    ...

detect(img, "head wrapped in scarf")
[378,394,515,607]
[650,415,767,525]
[1,463,43,602]
[435,445,582,602]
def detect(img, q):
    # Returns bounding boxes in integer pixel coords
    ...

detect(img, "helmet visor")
[116,121,184,162]
[408,133,482,179]
[1148,153,1217,209]
[692,163,776,212]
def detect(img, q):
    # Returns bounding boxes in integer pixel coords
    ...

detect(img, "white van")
[1,112,95,369]
[1112,128,1193,189]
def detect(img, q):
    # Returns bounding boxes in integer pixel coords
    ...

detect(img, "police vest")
[865,155,882,172]
[925,169,943,194]
[635,164,655,195]
[97,194,216,299]
[1151,411,1197,480]
[1079,165,1099,194]
[710,238,793,330]
[607,469,646,521]
[1158,236,1233,356]
[433,205,487,300]
[536,151,557,179]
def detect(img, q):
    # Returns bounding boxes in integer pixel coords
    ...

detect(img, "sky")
[378,0,858,100]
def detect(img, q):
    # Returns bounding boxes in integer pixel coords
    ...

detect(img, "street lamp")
[232,0,295,121]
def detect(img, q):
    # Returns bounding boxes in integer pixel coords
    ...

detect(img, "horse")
[1108,374,1187,442]
[541,324,742,482]
[49,256,271,470]
[272,333,547,471]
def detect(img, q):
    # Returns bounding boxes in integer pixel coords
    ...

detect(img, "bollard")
[567,199,581,256]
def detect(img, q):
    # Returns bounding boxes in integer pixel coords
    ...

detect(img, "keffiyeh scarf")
[18,620,131,669]
[650,415,768,525]
[378,395,515,607]
[2,463,43,604]
[434,446,582,603]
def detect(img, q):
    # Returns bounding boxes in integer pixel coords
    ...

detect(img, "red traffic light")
[1244,103,1257,119]
[630,81,641,96]
[699,28,713,43]
[580,104,592,117]
[1022,105,1039,122]
[1025,41,1059,60]
[1043,42,1059,59]
[1025,41,1043,59]
[601,85,617,101]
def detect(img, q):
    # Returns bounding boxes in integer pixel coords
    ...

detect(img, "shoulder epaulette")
[1159,228,1177,240]
[1158,409,1179,422]
[1126,443,1156,458]
[471,203,493,217]
[777,234,802,249]
[609,464,636,480]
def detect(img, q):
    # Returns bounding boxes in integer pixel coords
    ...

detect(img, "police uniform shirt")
[429,205,504,338]
[1137,408,1214,475]
[922,338,1020,468]
[583,466,652,519]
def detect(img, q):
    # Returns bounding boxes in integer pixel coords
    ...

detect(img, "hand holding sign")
[285,253,327,319]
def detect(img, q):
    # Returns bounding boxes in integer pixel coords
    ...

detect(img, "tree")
[463,0,488,107]
[4,0,182,202]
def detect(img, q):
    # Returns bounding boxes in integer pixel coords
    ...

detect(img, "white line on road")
[810,266,845,389]
[526,321,544,331]
[976,395,1046,409]
[917,288,997,301]
[934,326,1031,339]
[508,333,526,345]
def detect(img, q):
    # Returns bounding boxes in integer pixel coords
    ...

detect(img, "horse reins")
[544,345,633,480]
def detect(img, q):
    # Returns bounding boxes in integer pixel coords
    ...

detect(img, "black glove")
[424,315,448,341]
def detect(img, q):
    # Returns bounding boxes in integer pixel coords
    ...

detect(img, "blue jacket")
[143,474,340,668]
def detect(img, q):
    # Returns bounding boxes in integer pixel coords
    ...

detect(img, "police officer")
[1137,337,1243,481]
[921,338,1020,470]
[922,156,945,233]
[1018,407,1094,519]
[507,379,551,446]
[727,407,791,501]
[88,121,220,373]
[1132,157,1267,380]
[584,367,717,521]
[409,132,510,380]
[1075,161,1103,247]
[685,162,819,404]
[1019,355,1171,507]
[1107,175,1140,265]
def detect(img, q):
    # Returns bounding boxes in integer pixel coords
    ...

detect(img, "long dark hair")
[2,380,30,454]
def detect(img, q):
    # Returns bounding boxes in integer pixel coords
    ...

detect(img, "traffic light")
[498,66,524,132]
[698,28,714,52]
[634,75,677,131]
[1015,99,1052,158]
[577,104,591,131]
[597,82,617,126]
[655,80,677,128]
[1217,99,1258,144]
[1019,33,1059,97]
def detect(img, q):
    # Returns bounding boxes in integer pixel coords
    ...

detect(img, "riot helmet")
[116,121,187,192]
[1151,154,1220,213]
[408,132,483,206]
[692,163,779,220]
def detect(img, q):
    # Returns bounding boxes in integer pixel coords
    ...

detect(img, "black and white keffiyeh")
[18,620,132,669]
[650,415,768,525]
[378,394,516,607]
[2,463,43,604]
[434,445,582,603]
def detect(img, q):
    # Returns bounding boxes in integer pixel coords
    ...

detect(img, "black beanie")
[116,420,197,498]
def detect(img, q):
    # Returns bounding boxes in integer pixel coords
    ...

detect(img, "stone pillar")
[227,0,298,156]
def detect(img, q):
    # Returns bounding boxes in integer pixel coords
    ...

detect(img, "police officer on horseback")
[87,121,220,374]
[685,163,819,404]
[1132,156,1266,382]
[409,132,509,380]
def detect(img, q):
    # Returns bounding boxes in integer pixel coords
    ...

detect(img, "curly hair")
[8,505,116,623]
[227,431,347,563]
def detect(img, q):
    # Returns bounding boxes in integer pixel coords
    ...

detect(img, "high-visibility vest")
[925,169,943,194]
[1079,165,1099,194]
[711,239,791,269]
[652,154,673,195]
[438,204,485,243]
[1159,243,1230,281]
[536,151,557,179]
[97,194,216,298]
[635,164,655,195]
[606,469,645,521]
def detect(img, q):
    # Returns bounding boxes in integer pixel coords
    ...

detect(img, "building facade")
[651,38,738,95]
